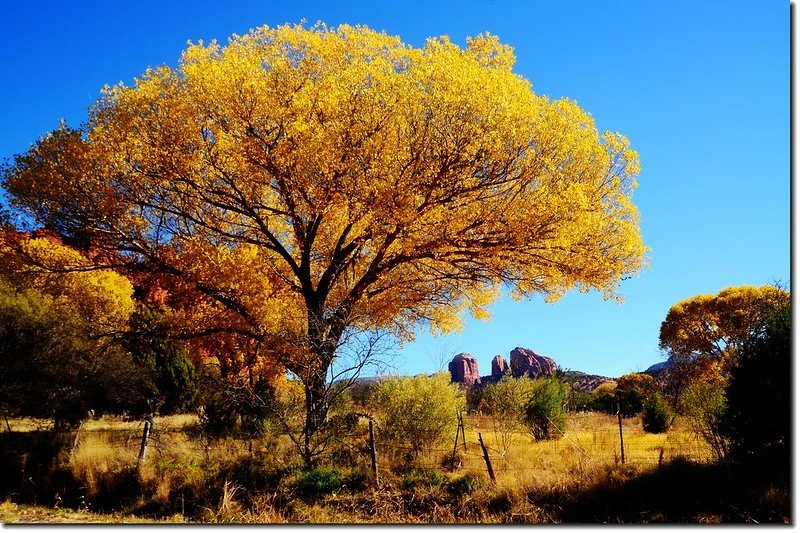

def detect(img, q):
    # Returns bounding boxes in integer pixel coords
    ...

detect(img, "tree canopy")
[2,23,646,465]
[659,285,789,365]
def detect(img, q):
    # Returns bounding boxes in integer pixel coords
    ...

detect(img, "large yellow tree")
[3,23,646,466]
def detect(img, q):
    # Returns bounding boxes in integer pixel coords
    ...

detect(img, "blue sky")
[0,1,789,377]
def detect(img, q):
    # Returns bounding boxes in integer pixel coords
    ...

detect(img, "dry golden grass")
[0,500,184,523]
[403,411,712,493]
[2,411,719,523]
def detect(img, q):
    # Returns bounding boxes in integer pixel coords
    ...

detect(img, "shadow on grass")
[530,457,790,524]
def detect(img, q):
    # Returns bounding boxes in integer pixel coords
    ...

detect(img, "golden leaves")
[659,285,790,362]
[4,22,647,352]
[0,234,134,333]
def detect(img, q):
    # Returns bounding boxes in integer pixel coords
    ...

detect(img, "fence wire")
[52,413,714,486]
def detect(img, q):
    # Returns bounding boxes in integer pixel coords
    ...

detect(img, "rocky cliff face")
[449,347,557,386]
[509,347,557,379]
[491,355,509,380]
[448,353,481,386]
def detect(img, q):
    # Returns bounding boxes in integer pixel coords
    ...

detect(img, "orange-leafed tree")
[2,23,647,467]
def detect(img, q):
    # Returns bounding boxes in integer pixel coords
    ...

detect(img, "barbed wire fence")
[359,412,713,486]
[50,411,713,488]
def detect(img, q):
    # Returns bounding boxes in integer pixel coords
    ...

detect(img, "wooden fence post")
[616,401,625,465]
[368,419,379,487]
[138,416,152,467]
[451,413,461,464]
[69,420,84,460]
[459,412,467,451]
[477,432,496,484]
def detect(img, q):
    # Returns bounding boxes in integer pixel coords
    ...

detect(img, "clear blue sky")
[0,1,789,377]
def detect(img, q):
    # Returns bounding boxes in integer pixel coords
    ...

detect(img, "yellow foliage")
[0,234,134,333]
[659,284,789,363]
[4,23,647,377]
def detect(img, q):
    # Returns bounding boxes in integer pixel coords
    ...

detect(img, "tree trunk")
[301,370,330,469]
[297,303,349,469]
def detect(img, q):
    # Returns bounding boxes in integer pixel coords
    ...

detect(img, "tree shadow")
[530,458,789,524]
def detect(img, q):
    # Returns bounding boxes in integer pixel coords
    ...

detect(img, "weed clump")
[445,473,481,498]
[399,468,444,490]
[292,467,367,501]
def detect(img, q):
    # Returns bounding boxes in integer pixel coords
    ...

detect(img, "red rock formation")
[491,355,509,380]
[448,353,481,386]
[509,347,557,379]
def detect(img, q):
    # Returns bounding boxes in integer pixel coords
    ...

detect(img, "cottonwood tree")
[659,285,789,364]
[2,23,646,467]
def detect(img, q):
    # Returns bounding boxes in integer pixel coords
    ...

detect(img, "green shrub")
[481,377,537,453]
[196,372,277,439]
[292,467,367,501]
[641,392,673,433]
[588,382,618,414]
[566,389,593,412]
[374,373,466,459]
[524,378,568,440]
[198,393,239,438]
[294,468,346,500]
[445,473,481,497]
[616,373,658,416]
[0,283,152,428]
[681,379,729,460]
[400,468,445,490]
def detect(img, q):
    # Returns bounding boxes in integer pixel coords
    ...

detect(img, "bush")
[524,378,568,440]
[0,283,151,428]
[723,304,790,467]
[196,372,276,439]
[374,373,466,459]
[641,392,673,433]
[588,382,617,414]
[681,379,729,460]
[445,473,482,498]
[566,389,593,412]
[123,306,197,415]
[400,468,445,490]
[481,377,537,453]
[292,467,367,501]
[616,373,657,416]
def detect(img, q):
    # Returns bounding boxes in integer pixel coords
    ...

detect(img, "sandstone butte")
[448,347,557,386]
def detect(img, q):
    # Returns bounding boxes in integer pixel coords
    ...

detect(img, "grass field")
[0,412,787,524]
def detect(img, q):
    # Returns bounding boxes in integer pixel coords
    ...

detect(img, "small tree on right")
[723,303,790,468]
[481,376,536,454]
[658,285,789,406]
